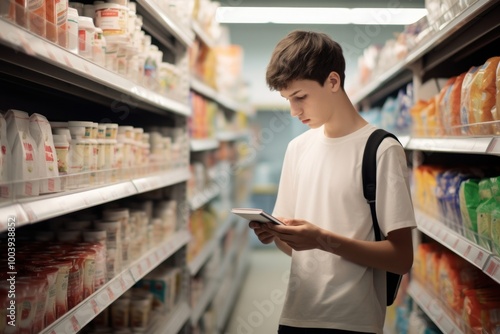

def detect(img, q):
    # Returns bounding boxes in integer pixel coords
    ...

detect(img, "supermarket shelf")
[192,21,215,48]
[217,130,250,142]
[406,136,499,155]
[189,183,221,211]
[150,301,191,334]
[407,280,463,334]
[191,273,219,325]
[190,77,252,114]
[415,210,500,284]
[132,168,191,193]
[0,168,189,231]
[191,231,242,326]
[41,229,191,334]
[397,135,411,148]
[0,19,190,117]
[136,0,194,47]
[188,214,235,275]
[351,0,496,106]
[188,237,218,276]
[217,247,250,331]
[190,138,220,152]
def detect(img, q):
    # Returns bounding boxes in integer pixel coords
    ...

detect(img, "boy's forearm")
[317,227,414,275]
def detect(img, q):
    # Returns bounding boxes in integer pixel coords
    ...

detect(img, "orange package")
[495,61,500,134]
[447,72,466,136]
[423,96,438,137]
[469,57,500,135]
[410,99,429,137]
[437,77,456,136]
[16,0,46,37]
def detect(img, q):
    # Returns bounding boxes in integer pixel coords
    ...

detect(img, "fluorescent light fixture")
[215,7,427,25]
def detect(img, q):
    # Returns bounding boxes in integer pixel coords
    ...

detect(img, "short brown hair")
[266,30,346,91]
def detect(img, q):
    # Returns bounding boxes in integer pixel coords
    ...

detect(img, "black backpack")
[361,129,403,306]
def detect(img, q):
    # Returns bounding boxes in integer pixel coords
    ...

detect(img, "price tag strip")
[132,168,189,193]
[408,281,463,334]
[416,210,489,270]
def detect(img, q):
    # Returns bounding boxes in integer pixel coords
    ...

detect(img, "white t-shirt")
[273,124,416,333]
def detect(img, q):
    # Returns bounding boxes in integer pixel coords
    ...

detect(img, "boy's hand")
[249,221,276,244]
[265,219,327,251]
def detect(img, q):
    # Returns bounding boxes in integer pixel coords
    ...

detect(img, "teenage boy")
[249,30,416,334]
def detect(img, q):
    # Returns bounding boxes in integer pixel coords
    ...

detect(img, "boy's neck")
[323,91,367,138]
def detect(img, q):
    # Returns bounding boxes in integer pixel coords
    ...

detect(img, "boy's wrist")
[316,229,341,253]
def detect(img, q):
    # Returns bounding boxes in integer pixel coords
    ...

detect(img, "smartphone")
[231,208,285,225]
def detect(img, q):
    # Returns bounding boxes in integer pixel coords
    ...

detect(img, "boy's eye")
[295,95,306,100]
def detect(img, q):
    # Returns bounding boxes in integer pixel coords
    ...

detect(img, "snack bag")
[495,61,500,133]
[491,206,500,256]
[459,179,480,242]
[460,66,479,135]
[477,197,496,251]
[469,57,500,135]
[447,72,466,135]
[410,100,429,137]
[437,77,456,135]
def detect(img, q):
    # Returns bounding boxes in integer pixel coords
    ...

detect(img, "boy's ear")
[327,71,341,92]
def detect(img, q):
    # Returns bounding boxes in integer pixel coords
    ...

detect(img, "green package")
[477,197,497,251]
[491,206,500,256]
[459,179,480,242]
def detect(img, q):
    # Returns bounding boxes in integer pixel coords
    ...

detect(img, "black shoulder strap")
[362,129,401,241]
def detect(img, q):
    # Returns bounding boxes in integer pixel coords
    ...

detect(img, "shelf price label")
[131,262,145,281]
[485,258,500,283]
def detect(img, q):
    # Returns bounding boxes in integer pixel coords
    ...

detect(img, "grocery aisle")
[225,247,291,334]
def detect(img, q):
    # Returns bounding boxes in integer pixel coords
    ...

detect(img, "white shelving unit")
[190,76,253,115]
[351,0,498,106]
[0,168,189,232]
[0,0,206,332]
[351,2,500,332]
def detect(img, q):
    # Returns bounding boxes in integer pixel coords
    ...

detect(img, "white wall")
[224,23,405,108]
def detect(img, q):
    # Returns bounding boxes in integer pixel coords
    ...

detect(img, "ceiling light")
[215,7,428,25]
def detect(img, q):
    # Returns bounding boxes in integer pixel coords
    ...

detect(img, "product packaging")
[0,114,11,198]
[5,109,39,197]
[29,113,60,193]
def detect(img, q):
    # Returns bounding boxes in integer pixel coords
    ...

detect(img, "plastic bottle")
[78,16,95,60]
[52,134,69,176]
[67,7,79,54]
[93,27,107,67]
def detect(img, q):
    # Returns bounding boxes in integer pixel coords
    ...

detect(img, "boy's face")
[280,75,337,129]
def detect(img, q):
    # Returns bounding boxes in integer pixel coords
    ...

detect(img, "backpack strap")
[361,129,400,241]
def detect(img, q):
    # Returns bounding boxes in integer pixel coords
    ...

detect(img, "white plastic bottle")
[78,16,95,61]
[93,27,107,67]
[67,7,79,54]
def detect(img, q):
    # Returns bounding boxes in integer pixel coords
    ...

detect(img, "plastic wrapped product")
[459,179,481,242]
[460,66,479,135]
[446,72,466,135]
[469,57,500,135]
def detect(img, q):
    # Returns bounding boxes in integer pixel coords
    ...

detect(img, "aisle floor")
[225,247,291,334]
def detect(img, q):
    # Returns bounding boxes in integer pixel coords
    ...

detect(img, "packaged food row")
[411,56,500,136]
[0,197,179,333]
[2,0,186,101]
[414,241,500,333]
[0,109,188,199]
[413,165,500,255]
